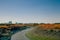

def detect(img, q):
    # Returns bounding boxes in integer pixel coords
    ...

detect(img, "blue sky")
[0,0,60,23]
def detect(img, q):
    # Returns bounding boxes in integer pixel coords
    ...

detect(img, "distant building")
[8,21,12,24]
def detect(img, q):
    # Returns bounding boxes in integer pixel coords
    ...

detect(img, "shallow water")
[0,27,32,40]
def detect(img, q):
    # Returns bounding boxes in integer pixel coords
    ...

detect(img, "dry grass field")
[38,24,60,29]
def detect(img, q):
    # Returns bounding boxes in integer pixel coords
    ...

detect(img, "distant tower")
[16,22,18,24]
[9,21,12,24]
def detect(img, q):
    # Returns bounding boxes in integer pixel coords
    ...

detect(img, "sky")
[0,0,60,23]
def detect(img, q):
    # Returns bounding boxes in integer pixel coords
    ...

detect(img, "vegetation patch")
[26,31,60,40]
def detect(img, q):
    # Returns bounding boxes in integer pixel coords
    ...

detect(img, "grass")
[26,31,60,40]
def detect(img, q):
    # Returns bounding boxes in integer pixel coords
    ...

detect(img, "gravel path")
[11,28,33,40]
